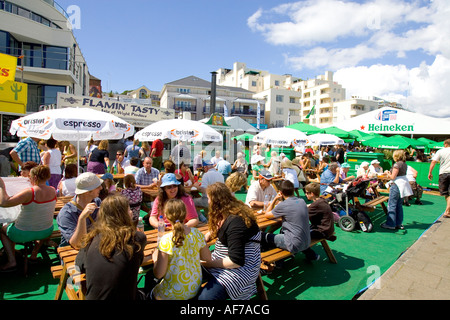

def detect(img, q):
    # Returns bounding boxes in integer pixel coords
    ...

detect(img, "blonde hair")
[98,140,109,150]
[225,172,247,193]
[164,199,187,248]
[393,150,406,162]
[30,165,51,183]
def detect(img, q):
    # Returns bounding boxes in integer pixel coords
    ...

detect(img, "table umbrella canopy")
[428,141,444,149]
[390,135,427,149]
[306,133,344,146]
[10,107,134,141]
[134,118,222,142]
[286,122,325,135]
[362,135,425,149]
[322,126,356,139]
[233,133,254,141]
[253,127,307,147]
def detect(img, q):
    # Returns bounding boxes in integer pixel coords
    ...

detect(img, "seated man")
[368,159,383,178]
[261,180,318,260]
[245,170,277,209]
[109,149,130,174]
[193,160,224,221]
[319,162,343,195]
[56,172,103,248]
[135,157,160,217]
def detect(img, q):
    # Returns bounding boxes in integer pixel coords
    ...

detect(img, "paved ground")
[359,213,450,300]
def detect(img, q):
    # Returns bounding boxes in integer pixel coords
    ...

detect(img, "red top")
[152,139,164,157]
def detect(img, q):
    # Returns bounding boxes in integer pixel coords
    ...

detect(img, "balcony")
[172,105,197,113]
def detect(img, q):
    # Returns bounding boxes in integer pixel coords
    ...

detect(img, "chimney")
[210,71,217,114]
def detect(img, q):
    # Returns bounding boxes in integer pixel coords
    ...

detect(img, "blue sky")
[56,0,450,117]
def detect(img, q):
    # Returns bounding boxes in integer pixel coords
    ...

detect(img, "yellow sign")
[0,80,28,114]
[0,53,17,84]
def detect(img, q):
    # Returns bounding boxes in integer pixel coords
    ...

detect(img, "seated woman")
[198,182,261,300]
[149,173,198,229]
[75,194,147,300]
[0,165,56,271]
[174,161,195,187]
[225,171,248,194]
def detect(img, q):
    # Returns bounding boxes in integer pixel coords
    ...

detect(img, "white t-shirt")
[432,147,450,175]
[245,180,277,207]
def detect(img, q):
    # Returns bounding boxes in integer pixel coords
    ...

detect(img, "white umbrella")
[134,119,222,143]
[10,107,134,141]
[306,133,344,146]
[10,107,135,172]
[252,127,307,147]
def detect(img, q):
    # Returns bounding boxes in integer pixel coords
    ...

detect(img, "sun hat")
[252,155,266,165]
[160,173,181,188]
[259,170,273,180]
[371,159,380,165]
[341,162,351,168]
[281,158,294,169]
[101,172,114,180]
[75,172,103,195]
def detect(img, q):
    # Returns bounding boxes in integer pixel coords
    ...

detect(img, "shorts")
[7,223,53,243]
[438,173,450,196]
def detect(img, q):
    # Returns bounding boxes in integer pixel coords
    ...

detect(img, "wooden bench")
[358,195,389,214]
[260,236,337,272]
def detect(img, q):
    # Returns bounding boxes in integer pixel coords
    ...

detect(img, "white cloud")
[248,0,450,117]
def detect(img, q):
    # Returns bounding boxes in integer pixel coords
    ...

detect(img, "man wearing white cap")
[368,159,383,178]
[356,161,370,178]
[57,172,103,248]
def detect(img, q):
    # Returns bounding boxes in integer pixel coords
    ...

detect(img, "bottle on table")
[157,215,165,244]
[137,216,144,232]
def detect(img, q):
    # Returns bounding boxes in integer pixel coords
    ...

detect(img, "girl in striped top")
[198,182,261,300]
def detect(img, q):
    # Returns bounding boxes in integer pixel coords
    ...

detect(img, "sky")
[56,0,450,118]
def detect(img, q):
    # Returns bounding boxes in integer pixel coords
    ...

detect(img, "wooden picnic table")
[52,211,281,300]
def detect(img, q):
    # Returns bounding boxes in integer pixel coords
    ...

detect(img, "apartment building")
[159,75,266,127]
[0,0,89,146]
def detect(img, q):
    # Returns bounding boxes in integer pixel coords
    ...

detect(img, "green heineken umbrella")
[363,135,425,149]
[232,133,254,141]
[417,137,437,145]
[322,126,356,139]
[286,122,324,135]
[390,135,426,149]
[348,129,375,142]
[428,141,444,149]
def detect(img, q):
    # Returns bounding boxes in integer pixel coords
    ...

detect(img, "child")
[120,174,143,224]
[151,198,211,300]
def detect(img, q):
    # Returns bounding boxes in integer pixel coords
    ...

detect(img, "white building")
[159,75,266,127]
[0,0,89,146]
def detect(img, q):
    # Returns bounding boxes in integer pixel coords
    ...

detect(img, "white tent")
[200,116,258,133]
[335,107,450,136]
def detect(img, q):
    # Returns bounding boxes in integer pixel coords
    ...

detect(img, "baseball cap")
[160,173,181,188]
[75,172,103,195]
[101,172,114,180]
[361,161,370,167]
[341,162,351,168]
[371,159,380,165]
[259,170,273,180]
[202,159,213,167]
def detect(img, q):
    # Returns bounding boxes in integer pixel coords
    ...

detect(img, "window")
[276,108,284,115]
[44,46,67,70]
[289,97,296,103]
[275,80,280,86]
[251,81,257,87]
[177,88,190,94]
[276,95,283,102]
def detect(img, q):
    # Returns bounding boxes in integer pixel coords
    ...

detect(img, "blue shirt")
[216,159,232,176]
[56,196,101,247]
[135,167,160,186]
[320,169,342,194]
[13,137,41,169]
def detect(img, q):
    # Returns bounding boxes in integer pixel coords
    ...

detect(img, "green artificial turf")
[0,192,445,301]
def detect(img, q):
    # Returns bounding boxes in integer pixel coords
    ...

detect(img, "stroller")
[324,178,375,232]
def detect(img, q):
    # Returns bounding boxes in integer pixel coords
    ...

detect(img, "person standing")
[9,137,41,173]
[429,139,450,218]
[382,150,413,230]
[87,140,110,175]
[151,139,164,170]
[41,138,62,189]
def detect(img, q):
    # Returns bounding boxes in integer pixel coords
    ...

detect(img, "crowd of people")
[1,133,449,301]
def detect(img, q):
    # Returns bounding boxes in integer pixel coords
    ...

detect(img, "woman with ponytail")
[151,198,211,300]
[75,194,147,300]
